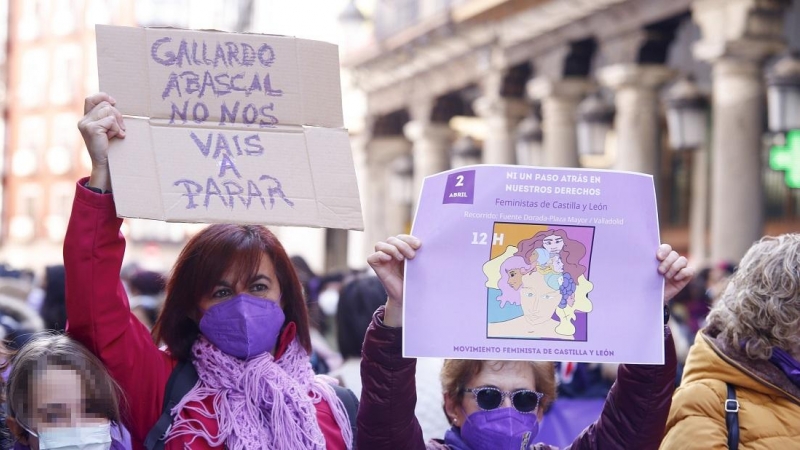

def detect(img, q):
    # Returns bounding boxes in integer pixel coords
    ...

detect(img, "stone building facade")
[344,0,800,265]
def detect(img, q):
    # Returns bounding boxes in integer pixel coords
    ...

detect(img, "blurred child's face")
[25,367,110,450]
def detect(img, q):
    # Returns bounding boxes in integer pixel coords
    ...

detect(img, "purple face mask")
[460,407,539,450]
[198,293,285,359]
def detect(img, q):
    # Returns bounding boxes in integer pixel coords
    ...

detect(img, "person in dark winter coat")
[358,234,693,450]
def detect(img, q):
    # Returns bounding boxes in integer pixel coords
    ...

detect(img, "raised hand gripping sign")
[95,25,363,230]
[403,165,664,364]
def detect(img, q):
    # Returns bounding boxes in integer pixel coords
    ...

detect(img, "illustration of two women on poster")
[483,225,595,341]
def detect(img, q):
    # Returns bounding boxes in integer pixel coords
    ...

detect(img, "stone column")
[324,229,349,272]
[527,78,592,168]
[709,59,768,261]
[515,113,544,167]
[451,135,482,168]
[386,154,414,237]
[689,146,710,265]
[326,129,367,270]
[692,0,788,262]
[365,136,412,246]
[598,65,675,175]
[473,95,529,165]
[403,121,453,207]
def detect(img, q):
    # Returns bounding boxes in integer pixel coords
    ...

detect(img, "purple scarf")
[166,336,352,450]
[443,427,471,450]
[770,347,800,388]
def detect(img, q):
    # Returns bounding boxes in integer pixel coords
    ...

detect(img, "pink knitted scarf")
[166,336,353,449]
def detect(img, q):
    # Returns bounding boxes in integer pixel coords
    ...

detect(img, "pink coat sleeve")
[64,179,175,448]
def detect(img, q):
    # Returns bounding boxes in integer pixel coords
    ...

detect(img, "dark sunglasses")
[464,387,544,414]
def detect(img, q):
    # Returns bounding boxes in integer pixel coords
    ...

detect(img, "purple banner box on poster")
[403,165,664,364]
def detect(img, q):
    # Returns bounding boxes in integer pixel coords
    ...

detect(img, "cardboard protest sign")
[95,25,363,230]
[404,165,664,364]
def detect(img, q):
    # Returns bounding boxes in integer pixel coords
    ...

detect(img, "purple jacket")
[357,306,677,450]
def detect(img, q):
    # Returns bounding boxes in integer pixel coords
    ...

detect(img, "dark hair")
[290,256,316,292]
[41,265,66,332]
[290,256,325,332]
[336,276,386,359]
[129,271,166,296]
[152,224,311,361]
[6,334,121,431]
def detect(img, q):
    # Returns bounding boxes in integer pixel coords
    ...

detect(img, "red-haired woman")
[65,93,356,450]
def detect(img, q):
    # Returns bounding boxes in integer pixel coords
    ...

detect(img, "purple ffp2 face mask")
[198,293,285,359]
[460,407,539,450]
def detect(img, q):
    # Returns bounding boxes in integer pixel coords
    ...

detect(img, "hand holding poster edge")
[95,24,364,230]
[80,92,126,194]
[367,235,421,328]
[399,164,690,365]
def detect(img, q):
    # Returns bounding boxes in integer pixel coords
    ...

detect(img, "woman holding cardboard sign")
[67,92,357,450]
[359,234,691,449]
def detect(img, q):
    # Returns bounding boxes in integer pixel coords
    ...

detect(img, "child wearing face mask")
[5,334,128,450]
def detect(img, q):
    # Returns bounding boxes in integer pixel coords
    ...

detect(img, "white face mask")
[37,423,112,450]
[318,289,340,316]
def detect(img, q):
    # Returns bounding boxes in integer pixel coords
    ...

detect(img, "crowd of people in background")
[0,253,737,445]
[0,251,754,449]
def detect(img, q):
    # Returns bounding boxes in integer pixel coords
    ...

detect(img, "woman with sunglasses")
[358,235,692,450]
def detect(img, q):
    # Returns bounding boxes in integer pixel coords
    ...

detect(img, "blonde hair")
[6,334,123,431]
[440,359,556,413]
[705,234,800,360]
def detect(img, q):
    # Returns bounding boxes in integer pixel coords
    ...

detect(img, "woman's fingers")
[656,244,672,261]
[374,240,405,262]
[84,92,115,114]
[673,266,695,282]
[367,250,393,266]
[90,115,125,140]
[395,234,421,249]
[91,101,125,130]
[80,102,126,138]
[658,243,695,303]
[664,255,688,280]
[371,235,421,262]
[82,99,126,134]
[386,236,418,260]
[104,116,126,140]
[658,249,680,275]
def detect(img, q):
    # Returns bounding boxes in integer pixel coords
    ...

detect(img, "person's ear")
[6,417,31,446]
[443,392,456,418]
[443,392,462,427]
